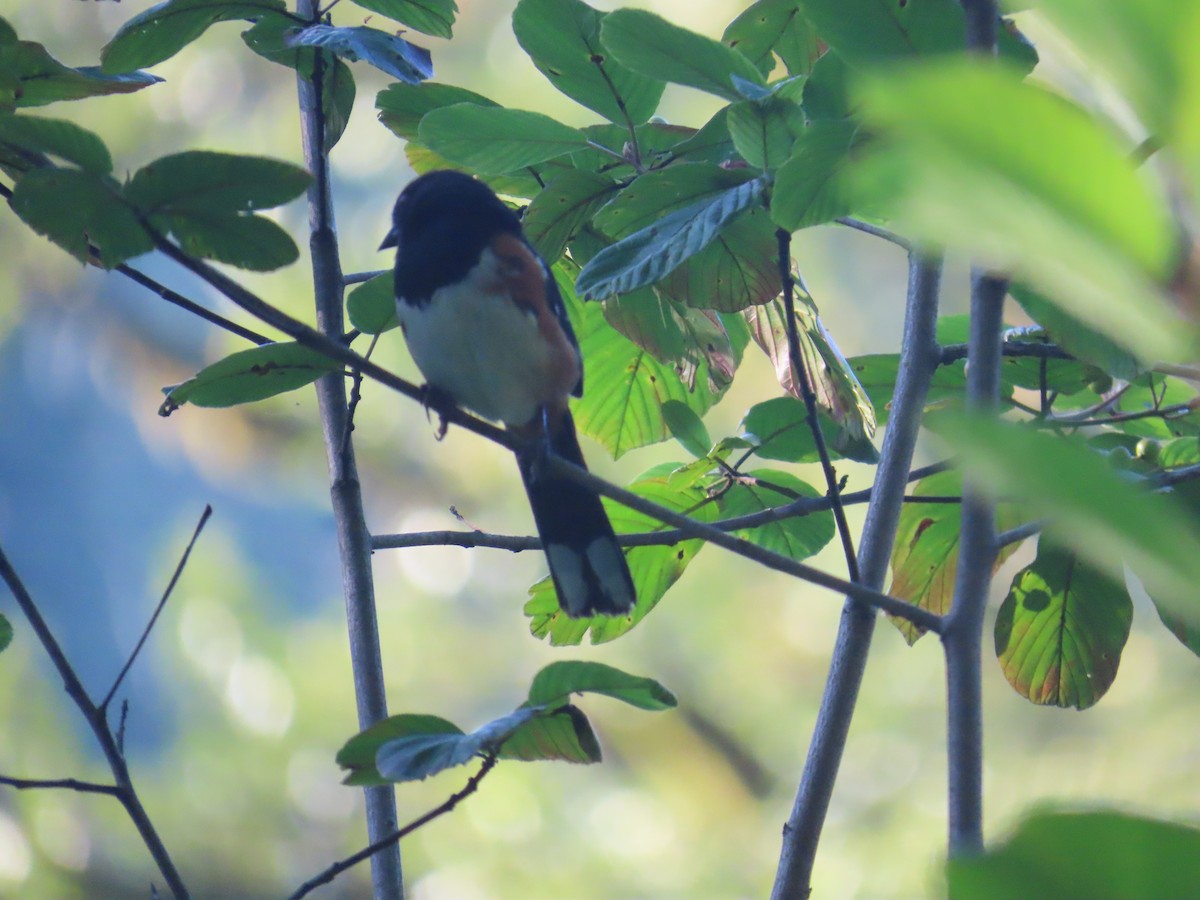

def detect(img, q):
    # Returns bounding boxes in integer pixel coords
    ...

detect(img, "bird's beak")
[379,227,399,251]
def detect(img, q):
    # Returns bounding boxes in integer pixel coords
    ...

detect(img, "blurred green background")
[0,2,1197,898]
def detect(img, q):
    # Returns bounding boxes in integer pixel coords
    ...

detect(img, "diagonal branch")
[0,544,190,898]
[102,505,211,711]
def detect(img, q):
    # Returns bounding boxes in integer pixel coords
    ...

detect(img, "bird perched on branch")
[380,170,636,618]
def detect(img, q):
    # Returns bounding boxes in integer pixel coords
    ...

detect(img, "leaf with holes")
[996,540,1132,709]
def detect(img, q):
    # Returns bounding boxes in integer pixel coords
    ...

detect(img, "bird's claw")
[419,384,457,441]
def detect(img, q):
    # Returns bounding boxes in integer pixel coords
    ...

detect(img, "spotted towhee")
[380,170,636,618]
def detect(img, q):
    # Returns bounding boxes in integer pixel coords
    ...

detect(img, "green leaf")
[125,150,311,213]
[159,342,339,415]
[521,170,619,264]
[995,540,1131,709]
[1010,284,1142,382]
[164,209,300,271]
[577,175,766,300]
[602,292,743,395]
[0,613,11,654]
[720,469,834,560]
[10,168,151,268]
[739,396,878,464]
[525,660,677,710]
[558,264,725,456]
[337,714,462,786]
[375,81,496,142]
[723,0,819,78]
[348,0,457,39]
[937,413,1200,628]
[744,296,877,449]
[0,112,111,173]
[855,60,1186,363]
[600,8,765,102]
[799,0,1037,72]
[376,707,540,781]
[662,399,711,457]
[101,0,289,73]
[726,94,802,171]
[285,24,431,84]
[513,0,665,126]
[498,705,600,764]
[417,103,588,175]
[802,49,851,120]
[347,273,396,334]
[770,120,859,229]
[887,470,1024,642]
[1109,374,1200,440]
[1028,0,1192,140]
[664,107,736,166]
[0,39,162,108]
[946,809,1200,900]
[527,464,717,644]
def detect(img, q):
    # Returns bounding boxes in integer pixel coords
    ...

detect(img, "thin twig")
[288,754,500,900]
[102,505,212,712]
[345,269,387,285]
[0,775,120,796]
[776,228,861,582]
[0,545,190,898]
[939,341,1074,364]
[834,216,912,250]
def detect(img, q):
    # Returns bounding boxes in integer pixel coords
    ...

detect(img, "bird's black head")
[382,171,524,305]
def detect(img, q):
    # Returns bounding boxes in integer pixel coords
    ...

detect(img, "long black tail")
[518,411,636,618]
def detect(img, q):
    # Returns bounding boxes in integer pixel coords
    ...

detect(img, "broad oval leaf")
[723,0,819,78]
[376,708,539,782]
[338,714,463,786]
[347,273,397,334]
[3,37,162,107]
[376,81,496,142]
[521,170,619,263]
[770,120,859,229]
[719,468,834,561]
[526,660,677,710]
[0,112,111,173]
[159,341,339,415]
[726,94,803,171]
[576,176,766,300]
[937,412,1200,628]
[888,469,1026,643]
[348,0,457,38]
[164,209,299,271]
[601,8,765,102]
[101,0,289,73]
[995,540,1132,709]
[855,60,1186,363]
[740,396,878,465]
[417,103,588,175]
[513,0,665,126]
[662,399,711,458]
[125,150,311,213]
[11,168,152,268]
[1011,284,1142,382]
[285,24,432,84]
[498,705,601,763]
[947,810,1200,900]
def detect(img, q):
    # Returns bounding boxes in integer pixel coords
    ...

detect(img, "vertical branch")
[771,253,943,899]
[294,3,403,896]
[942,0,1005,858]
[942,272,1006,855]
[775,228,860,582]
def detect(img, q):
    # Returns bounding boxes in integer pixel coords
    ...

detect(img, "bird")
[380,170,636,618]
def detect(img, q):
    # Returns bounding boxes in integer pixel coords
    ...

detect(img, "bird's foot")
[419,383,457,440]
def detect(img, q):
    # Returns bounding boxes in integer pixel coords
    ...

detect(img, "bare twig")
[0,776,120,796]
[0,545,190,898]
[102,506,212,712]
[775,228,861,583]
[834,216,912,250]
[288,754,500,900]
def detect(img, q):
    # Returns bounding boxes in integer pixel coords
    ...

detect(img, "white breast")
[396,249,569,426]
